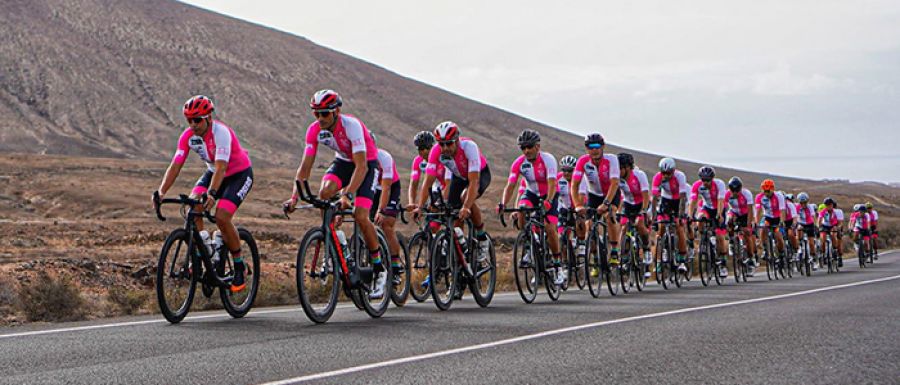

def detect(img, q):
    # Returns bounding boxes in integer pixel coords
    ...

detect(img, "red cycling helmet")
[183,95,214,119]
[433,121,460,142]
[310,89,343,110]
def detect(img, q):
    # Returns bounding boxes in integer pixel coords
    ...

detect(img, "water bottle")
[454,227,469,255]
[212,230,224,264]
[336,230,353,269]
[199,230,213,256]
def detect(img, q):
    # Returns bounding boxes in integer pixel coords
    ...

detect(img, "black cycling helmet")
[414,130,435,149]
[617,153,634,168]
[584,133,605,147]
[824,197,836,206]
[728,176,742,191]
[698,166,716,181]
[517,129,541,147]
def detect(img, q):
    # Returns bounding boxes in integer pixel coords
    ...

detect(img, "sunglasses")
[438,140,456,147]
[586,143,603,149]
[187,116,207,124]
[520,144,535,150]
[561,167,574,173]
[701,178,712,183]
[417,146,431,152]
[313,110,334,118]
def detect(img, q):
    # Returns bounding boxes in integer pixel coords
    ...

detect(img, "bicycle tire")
[430,231,457,310]
[390,233,411,307]
[586,229,604,298]
[699,237,711,286]
[156,229,197,324]
[296,228,340,324]
[470,233,496,308]
[513,231,538,304]
[359,232,392,318]
[221,228,260,318]
[407,231,431,303]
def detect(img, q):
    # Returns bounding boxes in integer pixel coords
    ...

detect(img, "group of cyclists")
[152,90,883,321]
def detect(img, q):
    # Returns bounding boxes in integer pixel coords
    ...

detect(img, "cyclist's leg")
[319,160,349,200]
[380,182,403,270]
[352,161,381,253]
[772,219,785,253]
[214,168,254,290]
[607,194,622,262]
[190,170,215,231]
[470,165,491,244]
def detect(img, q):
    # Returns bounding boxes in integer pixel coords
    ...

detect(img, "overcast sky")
[183,0,900,183]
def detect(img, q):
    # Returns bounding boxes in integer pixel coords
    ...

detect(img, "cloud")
[750,62,853,96]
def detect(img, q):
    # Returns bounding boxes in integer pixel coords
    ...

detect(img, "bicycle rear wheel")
[296,229,340,324]
[513,231,538,303]
[470,233,496,307]
[430,232,458,310]
[156,229,197,324]
[620,238,633,294]
[698,238,711,286]
[407,231,431,303]
[359,232,392,318]
[221,228,260,318]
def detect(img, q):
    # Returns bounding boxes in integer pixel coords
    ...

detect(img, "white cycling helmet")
[560,155,578,169]
[798,192,809,203]
[658,157,676,172]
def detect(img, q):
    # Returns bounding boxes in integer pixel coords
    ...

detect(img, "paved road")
[2,252,898,385]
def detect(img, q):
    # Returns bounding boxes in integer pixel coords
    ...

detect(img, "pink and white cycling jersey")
[173,120,252,177]
[869,209,879,226]
[755,191,786,219]
[651,170,689,200]
[834,209,845,224]
[573,154,620,196]
[303,114,378,161]
[724,188,753,216]
[425,138,488,180]
[850,212,871,230]
[784,201,798,220]
[818,208,839,227]
[508,152,558,196]
[374,149,399,190]
[555,173,588,210]
[689,178,726,210]
[796,203,818,225]
[411,155,450,188]
[618,168,649,205]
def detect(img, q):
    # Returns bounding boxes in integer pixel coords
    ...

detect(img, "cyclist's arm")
[408,176,420,207]
[501,178,516,207]
[378,177,391,212]
[678,192,688,216]
[344,151,369,195]
[417,173,437,208]
[158,161,184,196]
[293,154,315,199]
[208,160,228,196]
[640,191,650,213]
[604,177,619,205]
[546,177,557,204]
[571,179,584,208]
[463,171,480,210]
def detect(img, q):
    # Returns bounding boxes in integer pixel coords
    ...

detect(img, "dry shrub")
[107,286,151,315]
[17,272,88,322]
[254,271,296,308]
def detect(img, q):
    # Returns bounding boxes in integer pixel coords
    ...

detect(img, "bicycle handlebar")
[153,190,216,223]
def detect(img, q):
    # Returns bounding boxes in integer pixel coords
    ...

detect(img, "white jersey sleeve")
[343,116,367,154]
[377,149,394,180]
[212,122,232,162]
[462,141,482,173]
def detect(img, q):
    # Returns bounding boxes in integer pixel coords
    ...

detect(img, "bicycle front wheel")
[407,231,431,303]
[156,229,197,324]
[430,232,457,310]
[586,229,604,298]
[221,228,260,318]
[513,231,538,304]
[296,228,340,324]
[391,233,411,307]
[358,231,392,318]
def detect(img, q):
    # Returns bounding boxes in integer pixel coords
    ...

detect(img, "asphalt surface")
[2,251,899,385]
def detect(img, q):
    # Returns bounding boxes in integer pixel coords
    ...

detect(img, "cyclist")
[370,139,405,285]
[818,197,840,266]
[782,193,801,265]
[555,155,589,266]
[409,131,451,209]
[616,153,652,277]
[850,204,872,256]
[155,95,254,292]
[411,121,492,263]
[572,133,621,277]
[688,166,729,278]
[795,192,819,269]
[282,89,387,299]
[724,176,758,275]
[499,130,564,285]
[754,179,787,264]
[649,157,690,272]
[866,202,879,258]
[834,202,846,265]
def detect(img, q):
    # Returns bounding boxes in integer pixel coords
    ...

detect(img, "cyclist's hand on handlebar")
[496,203,504,214]
[459,207,472,220]
[411,206,422,222]
[339,194,352,209]
[282,196,298,214]
[575,205,586,215]
[203,194,216,212]
[152,190,163,210]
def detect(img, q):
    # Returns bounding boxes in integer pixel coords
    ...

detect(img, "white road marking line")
[257,273,900,385]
